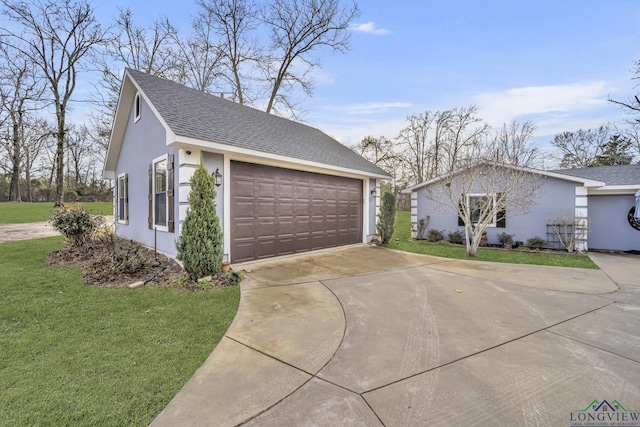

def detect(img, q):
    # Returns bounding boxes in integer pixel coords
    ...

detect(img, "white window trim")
[134,93,141,123]
[467,192,497,227]
[152,154,169,232]
[117,172,128,224]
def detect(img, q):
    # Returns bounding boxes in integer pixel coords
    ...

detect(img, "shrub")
[176,161,223,280]
[50,205,102,249]
[426,228,445,242]
[377,192,396,246]
[526,236,546,249]
[496,231,515,245]
[448,230,464,244]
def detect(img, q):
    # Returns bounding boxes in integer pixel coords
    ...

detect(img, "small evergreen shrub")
[448,230,464,244]
[526,236,546,249]
[496,232,515,245]
[377,192,396,246]
[426,228,445,242]
[50,205,102,249]
[176,161,223,280]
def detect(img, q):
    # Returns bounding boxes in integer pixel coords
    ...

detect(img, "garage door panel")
[231,161,362,263]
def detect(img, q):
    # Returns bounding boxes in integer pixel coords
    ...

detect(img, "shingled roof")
[552,164,640,186]
[126,69,389,177]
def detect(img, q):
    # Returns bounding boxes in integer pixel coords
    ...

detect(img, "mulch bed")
[46,236,237,289]
[47,237,183,287]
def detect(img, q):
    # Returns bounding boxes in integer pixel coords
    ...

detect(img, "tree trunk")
[54,104,65,207]
[9,115,22,201]
[25,151,32,202]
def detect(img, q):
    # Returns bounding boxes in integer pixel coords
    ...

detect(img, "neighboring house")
[103,69,390,263]
[404,163,640,252]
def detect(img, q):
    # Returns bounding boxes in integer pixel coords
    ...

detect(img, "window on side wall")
[117,172,128,224]
[458,193,506,228]
[134,93,141,122]
[153,156,168,230]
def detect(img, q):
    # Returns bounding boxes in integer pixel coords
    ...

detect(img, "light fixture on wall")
[185,150,192,155]
[370,189,376,196]
[213,168,222,186]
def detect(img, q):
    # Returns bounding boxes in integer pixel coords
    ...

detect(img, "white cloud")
[473,81,611,129]
[350,22,391,35]
[327,101,411,115]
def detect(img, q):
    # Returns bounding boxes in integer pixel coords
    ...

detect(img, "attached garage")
[230,161,363,262]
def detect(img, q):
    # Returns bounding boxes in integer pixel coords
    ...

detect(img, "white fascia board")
[588,185,640,195]
[169,135,390,180]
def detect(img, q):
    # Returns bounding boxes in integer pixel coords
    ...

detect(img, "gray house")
[103,69,390,263]
[404,164,640,252]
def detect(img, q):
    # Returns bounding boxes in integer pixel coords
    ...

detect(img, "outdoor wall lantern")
[213,168,222,187]
[370,189,376,196]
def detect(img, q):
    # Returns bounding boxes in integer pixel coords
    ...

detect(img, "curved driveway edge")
[151,245,640,427]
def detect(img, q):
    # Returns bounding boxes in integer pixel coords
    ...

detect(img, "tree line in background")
[0,0,639,205]
[0,0,358,203]
[353,107,640,210]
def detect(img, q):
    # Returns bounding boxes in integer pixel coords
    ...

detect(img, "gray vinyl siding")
[588,195,640,251]
[114,94,179,256]
[369,178,377,236]
[415,177,579,246]
[202,152,225,236]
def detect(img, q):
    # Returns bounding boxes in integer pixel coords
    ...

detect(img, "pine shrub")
[176,162,223,280]
[377,191,396,246]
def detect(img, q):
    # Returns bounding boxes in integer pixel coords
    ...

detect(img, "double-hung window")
[117,172,128,224]
[148,154,174,232]
[468,193,496,226]
[457,192,505,228]
[153,155,168,230]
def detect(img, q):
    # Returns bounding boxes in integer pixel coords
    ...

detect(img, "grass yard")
[392,211,598,269]
[0,236,240,426]
[0,201,113,224]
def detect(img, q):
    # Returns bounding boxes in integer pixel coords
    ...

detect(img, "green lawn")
[0,236,240,426]
[392,211,598,269]
[0,201,113,224]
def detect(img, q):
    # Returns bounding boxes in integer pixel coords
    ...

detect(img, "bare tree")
[97,8,178,110]
[397,107,489,185]
[175,7,224,93]
[492,120,540,167]
[193,0,260,102]
[609,59,640,121]
[262,0,359,115]
[397,111,436,184]
[440,106,489,173]
[1,0,106,206]
[22,119,51,202]
[550,125,611,168]
[0,43,44,201]
[65,124,93,188]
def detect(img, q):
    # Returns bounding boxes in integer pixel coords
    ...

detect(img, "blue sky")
[93,0,640,153]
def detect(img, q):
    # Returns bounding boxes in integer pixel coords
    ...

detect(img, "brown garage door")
[230,161,363,262]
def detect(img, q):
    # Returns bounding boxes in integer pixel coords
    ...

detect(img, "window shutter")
[124,173,129,222]
[458,194,465,226]
[496,192,506,228]
[148,164,153,229]
[167,154,175,233]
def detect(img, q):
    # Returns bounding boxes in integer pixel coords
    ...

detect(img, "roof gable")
[104,69,389,178]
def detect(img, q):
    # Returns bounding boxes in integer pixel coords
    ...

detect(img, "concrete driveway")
[151,246,640,427]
